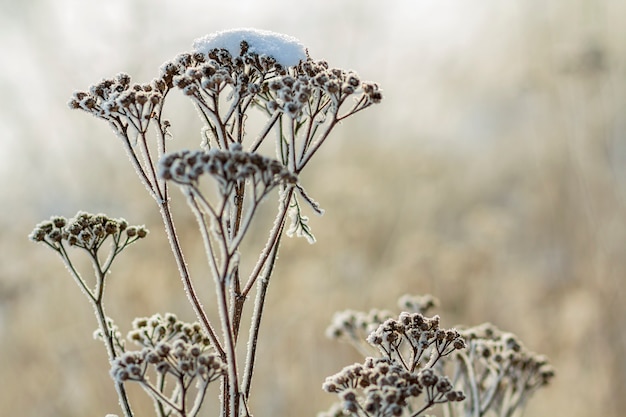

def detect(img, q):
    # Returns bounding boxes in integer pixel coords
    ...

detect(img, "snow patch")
[193,28,307,67]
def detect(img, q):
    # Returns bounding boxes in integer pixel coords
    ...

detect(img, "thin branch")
[241,186,294,297]
[157,199,225,358]
[250,112,280,152]
[241,187,293,398]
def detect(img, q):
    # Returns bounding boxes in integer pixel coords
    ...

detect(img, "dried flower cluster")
[326,309,394,357]
[158,145,297,191]
[450,323,555,417]
[367,312,467,372]
[322,295,554,417]
[127,313,212,348]
[29,211,147,252]
[256,59,382,120]
[110,314,225,417]
[323,310,466,417]
[110,340,224,384]
[323,357,464,417]
[31,212,152,417]
[159,41,381,175]
[161,43,382,122]
[327,309,394,341]
[326,296,441,355]
[396,294,439,316]
[68,73,167,134]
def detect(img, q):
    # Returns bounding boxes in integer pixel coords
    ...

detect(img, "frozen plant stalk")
[57,28,383,417]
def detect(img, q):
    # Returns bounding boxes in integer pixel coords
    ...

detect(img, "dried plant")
[322,295,554,417]
[30,28,551,417]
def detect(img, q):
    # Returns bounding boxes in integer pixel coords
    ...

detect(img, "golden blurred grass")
[2,1,626,416]
[4,133,625,416]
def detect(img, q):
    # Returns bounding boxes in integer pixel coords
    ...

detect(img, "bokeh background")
[1,0,625,416]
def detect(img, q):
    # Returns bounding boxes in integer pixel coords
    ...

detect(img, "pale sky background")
[0,0,542,218]
[0,0,520,162]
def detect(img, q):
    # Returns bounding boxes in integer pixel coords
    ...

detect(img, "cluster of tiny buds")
[263,73,315,118]
[458,323,555,387]
[160,44,381,120]
[160,43,283,91]
[261,60,382,119]
[297,59,382,103]
[326,309,393,341]
[128,313,211,348]
[322,357,463,417]
[110,338,225,384]
[367,313,466,369]
[68,73,166,127]
[30,211,147,251]
[158,144,298,189]
[397,294,439,316]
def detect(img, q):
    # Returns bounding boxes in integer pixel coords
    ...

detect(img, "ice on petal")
[193,28,307,67]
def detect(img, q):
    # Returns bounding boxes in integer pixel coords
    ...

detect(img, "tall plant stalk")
[52,29,382,417]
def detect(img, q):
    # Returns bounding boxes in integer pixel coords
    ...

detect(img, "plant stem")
[158,200,225,358]
[241,187,293,398]
[91,257,134,417]
[241,238,281,399]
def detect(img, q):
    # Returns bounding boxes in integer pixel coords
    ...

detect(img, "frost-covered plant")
[31,28,382,417]
[30,28,552,417]
[110,313,226,417]
[29,212,149,416]
[322,295,555,417]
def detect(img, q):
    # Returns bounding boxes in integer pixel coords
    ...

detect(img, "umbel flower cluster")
[30,211,147,252]
[31,212,152,417]
[158,144,297,190]
[164,49,382,121]
[452,323,555,417]
[325,294,440,358]
[68,33,382,177]
[321,295,554,417]
[323,309,466,417]
[68,73,167,132]
[110,314,225,417]
[323,358,462,417]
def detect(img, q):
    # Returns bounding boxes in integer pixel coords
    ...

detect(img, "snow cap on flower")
[193,28,307,67]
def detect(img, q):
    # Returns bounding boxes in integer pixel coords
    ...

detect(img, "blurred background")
[1,0,625,416]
